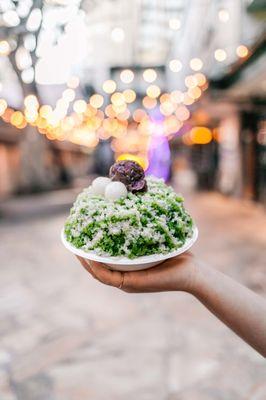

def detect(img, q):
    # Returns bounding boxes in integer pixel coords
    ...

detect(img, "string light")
[102,80,116,94]
[24,94,39,109]
[170,90,184,104]
[185,75,197,88]
[190,58,203,71]
[175,105,190,121]
[89,94,104,108]
[146,85,161,98]
[111,92,125,106]
[190,127,212,144]
[188,86,202,99]
[142,96,157,109]
[73,99,87,113]
[194,72,206,86]
[236,45,249,58]
[0,40,11,56]
[120,69,134,84]
[143,69,157,83]
[169,59,182,72]
[62,88,75,102]
[214,49,227,62]
[67,76,80,89]
[0,99,8,115]
[123,89,136,103]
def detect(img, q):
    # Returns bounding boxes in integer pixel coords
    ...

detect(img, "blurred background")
[0,0,266,399]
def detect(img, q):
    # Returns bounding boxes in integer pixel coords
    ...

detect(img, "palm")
[77,253,196,293]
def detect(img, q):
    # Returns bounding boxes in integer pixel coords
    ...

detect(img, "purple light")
[146,122,171,181]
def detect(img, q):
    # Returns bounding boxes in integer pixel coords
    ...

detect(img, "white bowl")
[61,226,198,272]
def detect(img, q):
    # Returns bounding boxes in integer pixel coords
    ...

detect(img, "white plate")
[61,226,198,272]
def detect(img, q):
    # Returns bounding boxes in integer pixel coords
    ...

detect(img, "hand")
[76,253,197,293]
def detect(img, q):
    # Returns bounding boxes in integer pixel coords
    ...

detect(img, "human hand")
[76,253,197,293]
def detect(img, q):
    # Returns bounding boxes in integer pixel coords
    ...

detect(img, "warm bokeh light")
[102,79,117,94]
[185,75,197,88]
[160,100,176,116]
[62,88,75,102]
[111,92,125,106]
[190,58,203,71]
[143,69,157,83]
[194,72,207,86]
[214,49,227,62]
[236,45,249,58]
[24,108,38,123]
[73,99,87,113]
[182,132,194,146]
[190,126,212,144]
[89,94,104,108]
[133,109,147,122]
[123,89,136,103]
[0,40,10,56]
[218,8,230,22]
[105,104,116,118]
[169,59,182,72]
[170,90,184,104]
[183,93,195,105]
[146,84,161,98]
[120,69,134,84]
[175,105,190,121]
[24,94,39,109]
[169,18,181,30]
[188,86,202,99]
[10,111,24,127]
[142,96,157,109]
[163,115,182,135]
[117,108,130,121]
[39,105,52,118]
[67,76,80,89]
[112,102,127,114]
[0,99,8,115]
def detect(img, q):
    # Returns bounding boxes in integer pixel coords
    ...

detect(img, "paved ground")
[0,191,266,400]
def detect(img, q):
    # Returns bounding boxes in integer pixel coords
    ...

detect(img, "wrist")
[183,259,209,296]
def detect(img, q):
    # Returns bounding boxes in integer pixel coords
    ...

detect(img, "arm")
[77,254,266,357]
[190,262,266,357]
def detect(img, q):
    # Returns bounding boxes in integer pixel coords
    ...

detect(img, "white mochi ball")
[105,181,128,200]
[87,185,93,194]
[91,177,111,196]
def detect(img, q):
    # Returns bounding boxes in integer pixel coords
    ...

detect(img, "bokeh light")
[236,45,249,58]
[169,59,182,72]
[190,126,212,144]
[89,94,104,108]
[73,99,87,113]
[189,58,203,71]
[123,89,136,103]
[102,79,117,94]
[214,49,227,62]
[120,69,134,84]
[143,69,157,83]
[146,85,161,98]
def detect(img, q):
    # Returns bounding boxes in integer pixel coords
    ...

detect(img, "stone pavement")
[0,191,265,400]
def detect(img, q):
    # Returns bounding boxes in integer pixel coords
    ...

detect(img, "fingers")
[76,256,98,279]
[76,256,123,289]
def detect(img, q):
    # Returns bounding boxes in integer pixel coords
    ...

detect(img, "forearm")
[188,263,266,357]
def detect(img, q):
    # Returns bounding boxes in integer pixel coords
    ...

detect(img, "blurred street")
[0,190,265,400]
